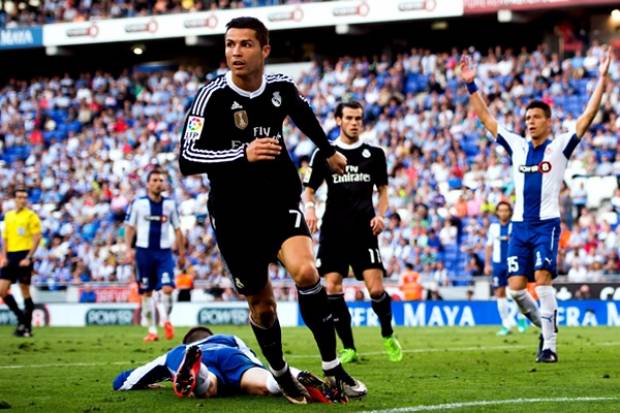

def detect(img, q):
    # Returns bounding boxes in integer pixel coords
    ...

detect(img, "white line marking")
[286,341,620,359]
[1,342,619,369]
[357,397,620,413]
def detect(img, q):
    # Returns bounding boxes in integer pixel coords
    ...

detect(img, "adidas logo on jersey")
[231,101,243,110]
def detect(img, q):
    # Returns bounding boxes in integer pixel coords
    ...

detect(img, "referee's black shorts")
[209,203,310,296]
[0,250,33,285]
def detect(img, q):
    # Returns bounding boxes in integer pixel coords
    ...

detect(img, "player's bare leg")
[279,236,366,399]
[534,270,558,362]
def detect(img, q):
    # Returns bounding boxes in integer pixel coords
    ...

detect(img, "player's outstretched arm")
[576,46,613,138]
[460,55,498,137]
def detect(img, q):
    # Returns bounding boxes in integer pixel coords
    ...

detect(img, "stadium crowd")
[0,0,318,28]
[1,42,619,299]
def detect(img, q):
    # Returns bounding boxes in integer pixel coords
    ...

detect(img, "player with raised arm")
[125,169,185,342]
[178,17,365,403]
[460,47,613,362]
[304,101,402,363]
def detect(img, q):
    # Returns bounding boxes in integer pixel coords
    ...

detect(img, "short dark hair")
[525,100,551,119]
[496,201,513,213]
[335,101,364,119]
[14,187,28,196]
[226,17,269,47]
[146,168,164,182]
[182,326,214,344]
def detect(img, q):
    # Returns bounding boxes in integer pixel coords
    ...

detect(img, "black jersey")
[179,72,335,214]
[304,139,388,230]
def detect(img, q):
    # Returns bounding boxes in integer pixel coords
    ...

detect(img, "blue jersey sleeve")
[113,355,169,391]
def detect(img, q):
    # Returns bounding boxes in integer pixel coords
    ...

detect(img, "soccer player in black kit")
[178,17,366,403]
[304,101,403,364]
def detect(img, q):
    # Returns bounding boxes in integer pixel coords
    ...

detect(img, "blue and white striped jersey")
[125,196,181,250]
[496,124,580,222]
[113,334,261,391]
[486,222,511,264]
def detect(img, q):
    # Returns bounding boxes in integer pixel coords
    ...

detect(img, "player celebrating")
[484,201,527,336]
[0,188,42,337]
[113,327,339,403]
[178,17,365,403]
[461,47,613,362]
[303,101,402,363]
[125,169,185,342]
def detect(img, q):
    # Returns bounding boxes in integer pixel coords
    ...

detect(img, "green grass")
[0,326,619,412]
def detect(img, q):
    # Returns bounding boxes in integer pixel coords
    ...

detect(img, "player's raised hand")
[326,151,347,174]
[246,137,281,162]
[305,206,318,233]
[460,55,476,83]
[370,216,385,236]
[600,46,613,78]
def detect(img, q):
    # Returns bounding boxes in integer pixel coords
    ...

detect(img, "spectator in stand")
[0,42,619,300]
[79,284,97,303]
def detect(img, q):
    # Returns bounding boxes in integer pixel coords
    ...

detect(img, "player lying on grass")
[112,326,344,403]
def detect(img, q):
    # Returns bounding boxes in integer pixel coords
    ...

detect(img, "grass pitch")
[0,325,619,412]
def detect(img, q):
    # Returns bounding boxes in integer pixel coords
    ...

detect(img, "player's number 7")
[289,209,302,228]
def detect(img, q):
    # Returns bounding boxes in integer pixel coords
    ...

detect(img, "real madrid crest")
[362,149,371,158]
[233,110,248,130]
[272,91,282,107]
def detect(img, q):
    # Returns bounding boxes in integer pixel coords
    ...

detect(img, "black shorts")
[316,228,385,280]
[0,251,33,285]
[210,204,310,296]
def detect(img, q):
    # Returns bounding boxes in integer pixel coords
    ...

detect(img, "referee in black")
[178,17,366,403]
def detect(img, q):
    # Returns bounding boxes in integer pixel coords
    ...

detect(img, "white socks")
[496,298,514,329]
[266,366,303,395]
[148,295,158,334]
[509,289,541,328]
[141,295,157,334]
[158,292,173,324]
[535,285,558,352]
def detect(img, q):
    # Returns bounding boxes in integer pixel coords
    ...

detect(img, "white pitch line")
[357,396,620,413]
[1,342,619,369]
[286,340,620,359]
[0,361,130,369]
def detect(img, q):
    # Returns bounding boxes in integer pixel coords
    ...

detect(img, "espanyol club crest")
[272,91,282,107]
[362,149,371,158]
[233,110,248,130]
